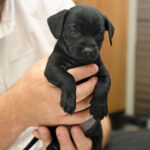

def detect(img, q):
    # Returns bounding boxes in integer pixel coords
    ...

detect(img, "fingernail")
[56,130,66,137]
[39,129,47,138]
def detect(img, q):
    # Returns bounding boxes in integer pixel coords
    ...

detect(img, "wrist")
[15,78,39,127]
[3,80,35,131]
[0,82,32,149]
[2,89,26,132]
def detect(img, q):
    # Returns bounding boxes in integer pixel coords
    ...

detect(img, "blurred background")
[73,0,150,131]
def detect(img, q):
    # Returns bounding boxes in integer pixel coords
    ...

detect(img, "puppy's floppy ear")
[47,10,68,39]
[104,16,114,46]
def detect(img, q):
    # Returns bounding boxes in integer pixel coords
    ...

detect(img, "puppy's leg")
[84,120,103,150]
[60,77,76,114]
[92,136,103,150]
[44,62,76,114]
[90,60,111,120]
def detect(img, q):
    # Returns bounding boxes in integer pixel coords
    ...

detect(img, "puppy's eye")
[70,27,79,35]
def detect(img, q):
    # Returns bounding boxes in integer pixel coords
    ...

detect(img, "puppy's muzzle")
[82,47,98,61]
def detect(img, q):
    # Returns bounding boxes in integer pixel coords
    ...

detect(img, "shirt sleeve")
[45,0,75,15]
[56,0,75,10]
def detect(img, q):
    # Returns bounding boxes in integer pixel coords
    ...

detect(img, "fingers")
[68,64,98,82]
[46,64,98,101]
[76,76,98,102]
[46,76,98,105]
[48,64,98,88]
[75,95,91,112]
[56,126,76,150]
[63,108,92,125]
[71,126,92,150]
[32,126,52,148]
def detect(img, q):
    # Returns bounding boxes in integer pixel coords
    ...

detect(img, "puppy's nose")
[82,47,94,56]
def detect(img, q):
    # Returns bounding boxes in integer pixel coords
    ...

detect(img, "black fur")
[24,5,114,150]
[44,5,114,150]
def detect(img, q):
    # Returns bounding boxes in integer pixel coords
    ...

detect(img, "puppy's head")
[48,5,114,63]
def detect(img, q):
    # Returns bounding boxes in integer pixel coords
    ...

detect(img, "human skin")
[33,117,111,150]
[0,56,99,150]
[0,3,111,149]
[34,126,93,150]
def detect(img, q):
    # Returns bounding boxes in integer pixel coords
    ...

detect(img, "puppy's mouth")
[84,53,98,62]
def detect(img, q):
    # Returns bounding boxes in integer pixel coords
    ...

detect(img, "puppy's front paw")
[60,92,76,114]
[90,101,108,120]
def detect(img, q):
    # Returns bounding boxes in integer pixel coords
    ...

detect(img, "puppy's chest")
[62,61,98,85]
[60,56,100,70]
[61,59,80,70]
[62,62,76,70]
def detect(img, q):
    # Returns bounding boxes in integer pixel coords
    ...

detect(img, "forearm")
[0,83,28,150]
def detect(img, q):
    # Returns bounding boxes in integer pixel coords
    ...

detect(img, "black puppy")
[23,5,114,150]
[44,5,114,150]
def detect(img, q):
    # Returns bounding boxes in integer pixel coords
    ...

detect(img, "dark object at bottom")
[23,118,103,150]
[104,130,150,150]
[46,119,103,150]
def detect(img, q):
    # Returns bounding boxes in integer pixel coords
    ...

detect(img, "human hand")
[14,56,98,128]
[33,126,92,150]
[33,117,111,149]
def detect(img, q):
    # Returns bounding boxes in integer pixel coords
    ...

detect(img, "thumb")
[32,126,53,148]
